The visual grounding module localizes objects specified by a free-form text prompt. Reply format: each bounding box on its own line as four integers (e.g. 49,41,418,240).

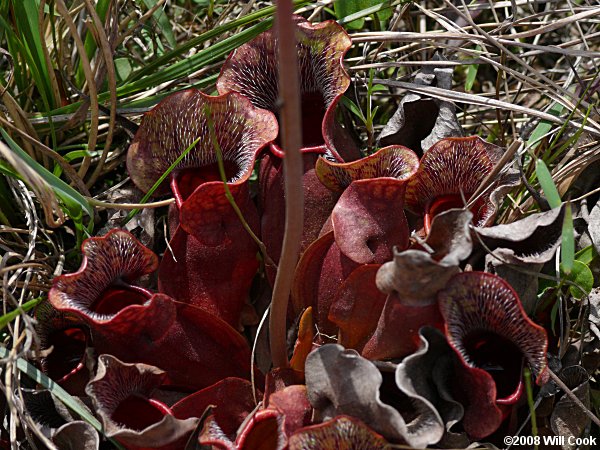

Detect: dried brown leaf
305,344,443,447
378,54,463,154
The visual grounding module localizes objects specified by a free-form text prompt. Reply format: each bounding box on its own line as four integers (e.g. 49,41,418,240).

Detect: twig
269,0,304,369
546,368,600,428
570,185,600,204
86,197,174,210
467,139,521,207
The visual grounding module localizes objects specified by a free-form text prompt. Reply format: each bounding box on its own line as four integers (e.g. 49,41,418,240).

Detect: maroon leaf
361,297,443,360
292,231,344,334
35,303,90,395
91,294,252,391
328,265,387,351
323,146,418,264
172,377,257,440
444,343,503,440
293,147,418,335
126,90,276,326
315,145,420,192
48,230,252,390
220,16,360,282
158,219,260,328
267,385,313,437
259,151,340,284
394,328,504,441
196,411,236,450
330,179,411,264
196,384,310,449
48,229,157,321
199,408,286,450
362,210,474,360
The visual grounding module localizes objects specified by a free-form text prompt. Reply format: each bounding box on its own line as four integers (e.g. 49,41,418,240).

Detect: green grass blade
535,159,561,209
122,136,201,225
143,0,176,48
75,0,111,86
334,0,393,30
0,159,23,180
128,0,311,83
464,45,482,91
0,297,43,330
575,245,598,266
547,103,593,165
52,150,98,177
561,202,574,275
43,19,270,119
337,0,398,25
0,129,93,220
0,345,124,450
527,102,564,150
465,64,478,91
340,96,367,123
524,368,539,450
10,0,56,109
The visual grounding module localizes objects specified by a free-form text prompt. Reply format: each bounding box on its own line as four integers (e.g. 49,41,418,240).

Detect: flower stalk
269,0,304,369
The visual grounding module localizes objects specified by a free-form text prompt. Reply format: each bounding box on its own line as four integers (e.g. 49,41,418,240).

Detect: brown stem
269,0,304,369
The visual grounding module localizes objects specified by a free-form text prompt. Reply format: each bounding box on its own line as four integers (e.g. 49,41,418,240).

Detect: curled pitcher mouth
438,271,549,404
406,136,504,233
126,89,278,197
48,229,158,322
216,15,353,160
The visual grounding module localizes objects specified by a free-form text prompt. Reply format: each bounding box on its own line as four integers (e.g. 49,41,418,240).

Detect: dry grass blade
82,0,118,188
0,116,91,197
351,31,600,57
498,7,600,39
468,139,521,207
546,369,600,427
373,78,600,137
55,0,99,180
0,140,64,227
1,0,599,446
